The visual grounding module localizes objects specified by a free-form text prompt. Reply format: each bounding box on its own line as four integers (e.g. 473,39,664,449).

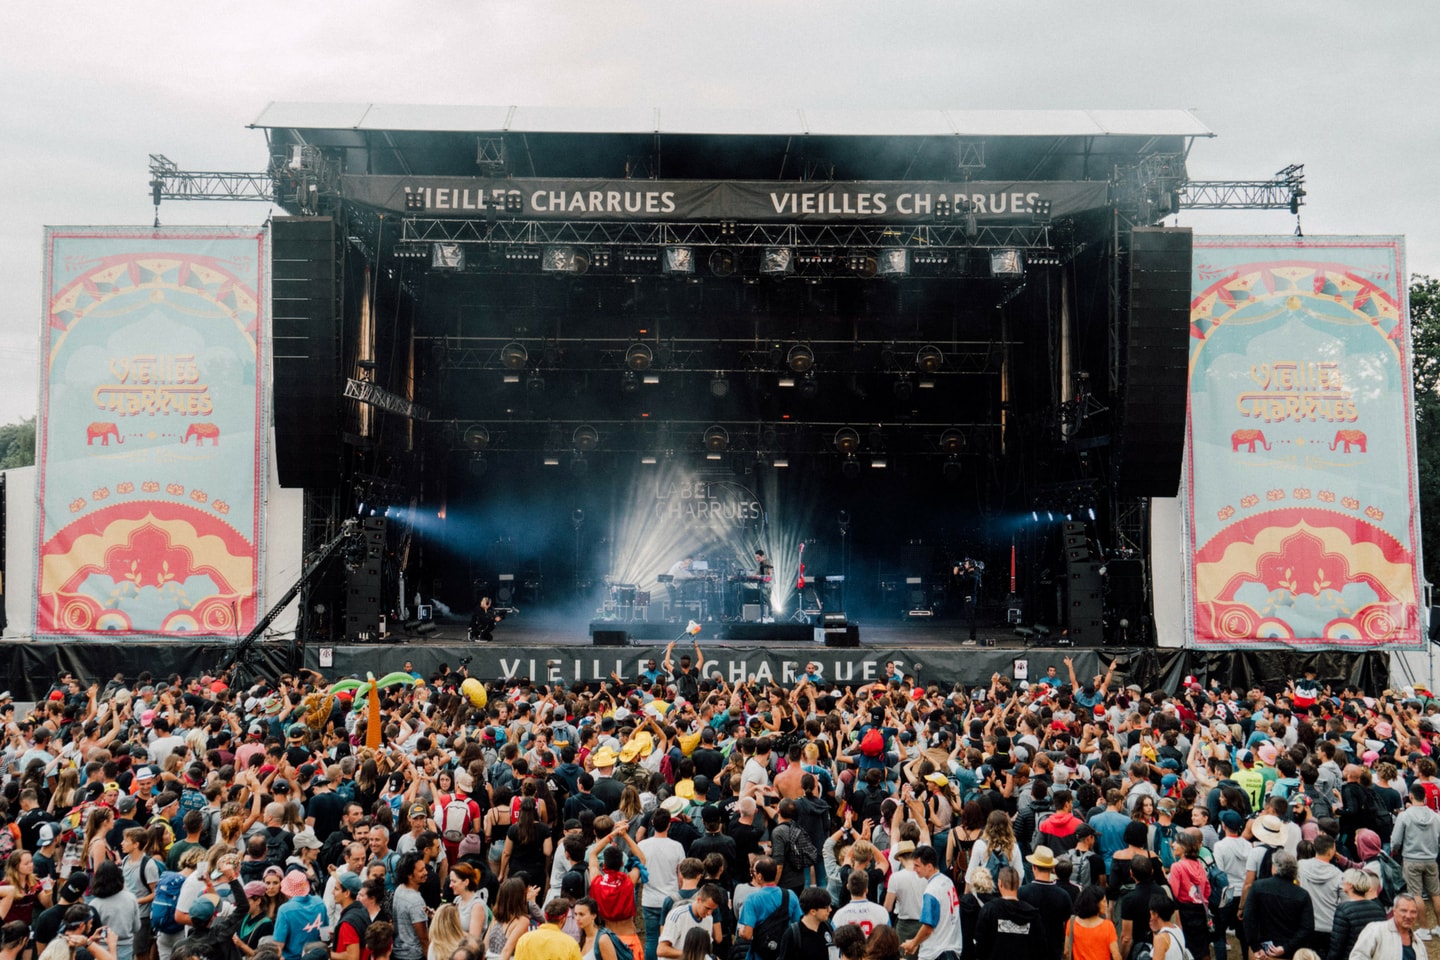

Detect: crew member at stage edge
469,595,504,642
753,548,774,621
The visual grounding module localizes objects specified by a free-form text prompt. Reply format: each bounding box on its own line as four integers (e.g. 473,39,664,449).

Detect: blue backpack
150,871,187,935
600,928,634,960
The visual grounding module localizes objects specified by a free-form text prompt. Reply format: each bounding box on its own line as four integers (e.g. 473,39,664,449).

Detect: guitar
796,542,806,590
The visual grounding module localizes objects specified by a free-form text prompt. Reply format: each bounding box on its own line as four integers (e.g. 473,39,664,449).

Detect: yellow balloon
461,677,488,709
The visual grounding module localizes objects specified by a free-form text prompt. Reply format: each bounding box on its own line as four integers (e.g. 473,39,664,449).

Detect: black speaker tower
1117,227,1192,498
271,217,341,489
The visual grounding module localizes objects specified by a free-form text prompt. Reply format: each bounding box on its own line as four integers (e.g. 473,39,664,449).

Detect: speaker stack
1117,227,1193,498
345,517,385,639
271,217,342,490
1062,521,1104,645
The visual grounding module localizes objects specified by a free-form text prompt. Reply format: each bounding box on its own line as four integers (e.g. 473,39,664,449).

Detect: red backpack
590,868,636,921
859,726,886,759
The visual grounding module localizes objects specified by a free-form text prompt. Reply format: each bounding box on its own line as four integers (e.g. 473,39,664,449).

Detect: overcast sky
2,0,1437,427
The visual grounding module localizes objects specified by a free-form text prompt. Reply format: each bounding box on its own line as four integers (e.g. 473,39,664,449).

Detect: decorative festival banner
35,228,268,639
1185,236,1421,649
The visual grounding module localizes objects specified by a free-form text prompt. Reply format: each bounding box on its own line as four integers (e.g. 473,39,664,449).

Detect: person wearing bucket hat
1018,844,1072,950
273,868,326,960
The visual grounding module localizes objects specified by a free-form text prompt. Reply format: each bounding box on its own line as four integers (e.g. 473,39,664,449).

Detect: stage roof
252,103,1213,139
252,103,1211,182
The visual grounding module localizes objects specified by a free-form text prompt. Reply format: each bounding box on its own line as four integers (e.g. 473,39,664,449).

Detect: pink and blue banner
35,227,268,639
1185,236,1421,649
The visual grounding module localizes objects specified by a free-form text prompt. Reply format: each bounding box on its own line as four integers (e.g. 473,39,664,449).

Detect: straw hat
591,746,619,768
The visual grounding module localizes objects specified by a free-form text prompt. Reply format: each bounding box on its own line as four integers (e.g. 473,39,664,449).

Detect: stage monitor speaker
593,630,628,646
824,625,860,647
272,217,341,489
1117,226,1192,498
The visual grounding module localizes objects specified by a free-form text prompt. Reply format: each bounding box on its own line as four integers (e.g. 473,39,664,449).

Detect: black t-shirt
728,817,767,865
308,790,348,840
1120,882,1167,946
692,747,725,781
975,897,1048,960
776,919,833,960
1018,881,1074,960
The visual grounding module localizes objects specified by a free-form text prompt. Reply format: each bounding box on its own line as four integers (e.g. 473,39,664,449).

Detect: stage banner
1185,236,1420,649
35,227,268,639
342,175,1110,223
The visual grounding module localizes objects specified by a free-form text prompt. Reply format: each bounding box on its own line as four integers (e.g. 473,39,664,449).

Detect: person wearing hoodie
1391,782,1440,941
1296,834,1344,956
1036,790,1082,855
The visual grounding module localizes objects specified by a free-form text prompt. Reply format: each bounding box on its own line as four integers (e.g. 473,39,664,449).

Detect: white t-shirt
659,901,712,951
917,872,963,960
742,758,770,796
886,866,926,920
638,835,685,908
832,898,890,937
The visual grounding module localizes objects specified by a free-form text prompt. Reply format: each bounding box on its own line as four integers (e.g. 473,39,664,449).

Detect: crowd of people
0,643,1438,960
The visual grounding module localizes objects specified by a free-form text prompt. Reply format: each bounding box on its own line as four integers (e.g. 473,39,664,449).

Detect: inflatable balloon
461,677,488,709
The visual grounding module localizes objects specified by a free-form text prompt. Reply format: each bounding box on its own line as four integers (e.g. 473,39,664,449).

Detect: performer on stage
953,557,984,641
666,556,697,580
468,596,504,642
753,549,773,621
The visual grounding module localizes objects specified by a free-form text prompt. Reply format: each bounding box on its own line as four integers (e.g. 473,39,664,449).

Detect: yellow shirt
515,923,581,960
677,729,703,757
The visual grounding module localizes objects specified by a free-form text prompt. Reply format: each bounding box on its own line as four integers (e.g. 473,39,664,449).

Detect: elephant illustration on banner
1231,429,1270,452
85,422,122,446
180,423,220,446
1330,429,1367,453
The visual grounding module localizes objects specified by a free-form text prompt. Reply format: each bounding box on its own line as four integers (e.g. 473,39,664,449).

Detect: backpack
456,830,485,859
599,927,634,960
750,890,796,960
0,825,14,860
440,797,471,843
1203,859,1231,910
1375,851,1404,908
858,727,886,759
1303,783,1334,820
1255,844,1280,881
777,824,817,872
151,871,188,935
1061,848,1092,888
263,826,292,866
983,847,1009,886
590,868,637,922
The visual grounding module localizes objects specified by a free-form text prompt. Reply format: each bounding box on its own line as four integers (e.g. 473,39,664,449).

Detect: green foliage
0,416,35,470
1413,275,1440,586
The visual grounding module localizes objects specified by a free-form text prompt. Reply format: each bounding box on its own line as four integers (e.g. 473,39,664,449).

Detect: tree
0,416,35,469
1412,275,1440,588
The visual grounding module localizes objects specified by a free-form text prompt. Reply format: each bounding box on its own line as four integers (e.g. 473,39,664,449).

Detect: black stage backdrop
0,641,1390,702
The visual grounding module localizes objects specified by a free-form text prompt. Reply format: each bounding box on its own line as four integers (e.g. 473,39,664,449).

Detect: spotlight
708,249,737,277
404,192,424,211
703,425,729,454
500,342,528,370
990,248,1025,277
710,375,729,398
463,425,490,451
877,248,910,277
543,456,561,466
573,425,599,452
833,427,860,455
661,246,695,275
916,345,944,374
777,376,796,388
1032,511,1039,522
760,247,794,275
503,193,523,213
939,428,965,453
1088,507,1096,521
935,197,952,220
847,252,878,277
841,456,861,479
1032,198,1053,221
786,344,815,373
640,455,658,465
771,457,789,468
625,343,653,371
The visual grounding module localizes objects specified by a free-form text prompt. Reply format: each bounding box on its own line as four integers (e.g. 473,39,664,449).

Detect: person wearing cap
330,872,371,960
1210,810,1251,959
638,807,685,960
272,866,326,960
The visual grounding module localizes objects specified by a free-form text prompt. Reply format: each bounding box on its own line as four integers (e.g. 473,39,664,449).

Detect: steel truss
399,216,1061,253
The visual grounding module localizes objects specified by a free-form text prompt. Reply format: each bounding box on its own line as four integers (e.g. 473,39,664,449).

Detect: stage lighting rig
703,425,729,459
573,425,600,452
499,342,528,371
462,425,490,450
915,345,944,374
833,427,860,455
786,344,815,373
990,248,1025,277
625,343,654,372
760,247,794,275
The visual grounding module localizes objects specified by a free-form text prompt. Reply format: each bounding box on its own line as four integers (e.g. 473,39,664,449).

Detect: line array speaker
1066,561,1105,645
1117,227,1192,498
272,217,341,489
